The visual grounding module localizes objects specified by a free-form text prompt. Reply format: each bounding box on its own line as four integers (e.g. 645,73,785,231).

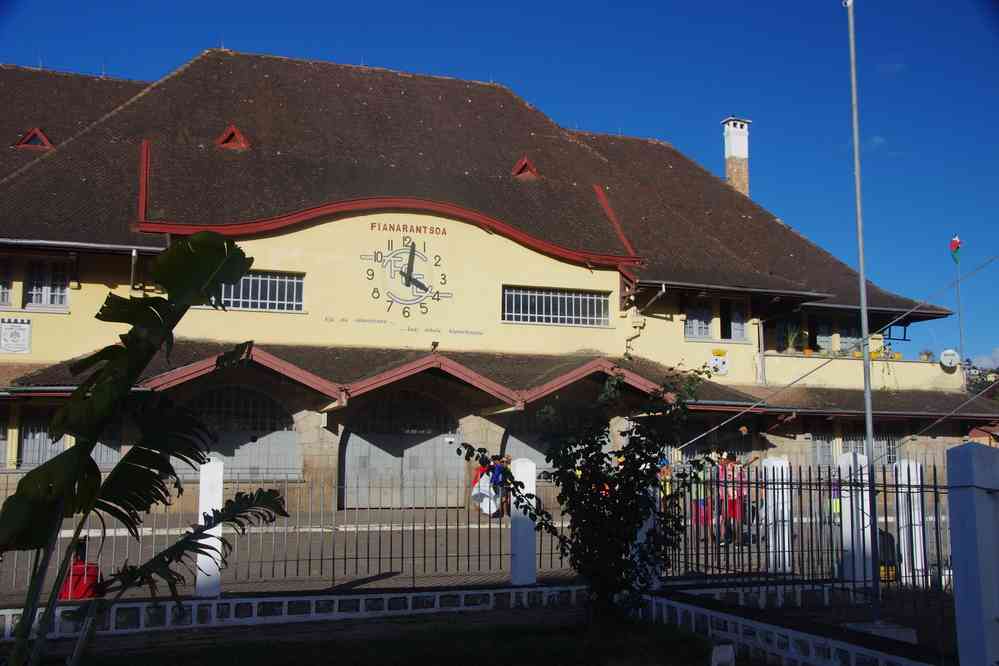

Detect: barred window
501,286,610,327
188,386,294,433
18,411,66,468
684,306,712,339
0,258,10,306
842,428,898,465
220,271,304,312
24,260,69,308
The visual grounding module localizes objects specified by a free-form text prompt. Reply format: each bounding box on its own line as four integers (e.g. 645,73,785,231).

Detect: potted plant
783,322,803,353
919,349,934,362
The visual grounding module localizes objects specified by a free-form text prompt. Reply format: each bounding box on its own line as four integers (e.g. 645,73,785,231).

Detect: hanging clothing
470,474,499,516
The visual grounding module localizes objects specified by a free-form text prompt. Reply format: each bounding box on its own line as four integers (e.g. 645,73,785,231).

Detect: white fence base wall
0,585,586,643
645,595,932,666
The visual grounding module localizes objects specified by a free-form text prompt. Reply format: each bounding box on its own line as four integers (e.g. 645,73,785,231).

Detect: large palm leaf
101,490,288,599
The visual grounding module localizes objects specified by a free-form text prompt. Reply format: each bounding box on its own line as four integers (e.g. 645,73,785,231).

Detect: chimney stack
722,117,751,196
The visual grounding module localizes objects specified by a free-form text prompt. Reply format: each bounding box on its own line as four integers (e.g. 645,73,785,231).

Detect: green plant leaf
151,232,252,308
101,490,288,599
68,344,128,377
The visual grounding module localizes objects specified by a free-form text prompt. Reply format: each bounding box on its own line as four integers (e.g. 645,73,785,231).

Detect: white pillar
762,458,791,573
894,459,926,585
195,459,224,598
510,458,537,586
948,443,999,666
837,452,873,584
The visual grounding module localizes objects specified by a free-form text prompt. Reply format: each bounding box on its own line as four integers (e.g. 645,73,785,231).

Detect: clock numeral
434,254,442,267
419,303,429,315
365,268,375,281
386,300,393,312
432,291,441,302
371,288,380,300
402,235,413,247
373,250,384,263
440,273,447,286
402,306,411,318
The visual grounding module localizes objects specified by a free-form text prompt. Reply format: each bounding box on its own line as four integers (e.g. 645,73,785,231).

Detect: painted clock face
359,237,453,317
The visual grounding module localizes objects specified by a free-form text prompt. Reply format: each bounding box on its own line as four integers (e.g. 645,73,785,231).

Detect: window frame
23,260,70,311
501,285,611,328
683,304,713,340
216,270,305,313
718,298,748,341
0,257,11,307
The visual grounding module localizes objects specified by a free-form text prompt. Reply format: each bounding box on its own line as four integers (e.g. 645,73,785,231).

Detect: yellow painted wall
761,352,964,392
0,212,963,394
178,212,623,354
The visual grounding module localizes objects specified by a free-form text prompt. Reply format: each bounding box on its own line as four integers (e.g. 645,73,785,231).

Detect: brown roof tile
0,50,938,311
728,383,999,419
0,65,146,181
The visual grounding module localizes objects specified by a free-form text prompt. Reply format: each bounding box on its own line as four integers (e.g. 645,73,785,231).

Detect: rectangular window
719,299,746,340
842,428,897,465
24,260,69,309
18,411,65,468
220,271,304,312
684,305,712,339
501,286,610,327
0,258,10,306
840,324,861,355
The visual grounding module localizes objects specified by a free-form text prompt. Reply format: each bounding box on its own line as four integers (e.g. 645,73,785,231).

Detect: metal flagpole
955,256,966,387
844,0,881,621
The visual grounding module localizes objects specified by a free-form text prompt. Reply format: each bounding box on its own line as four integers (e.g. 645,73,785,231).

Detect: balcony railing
760,352,964,392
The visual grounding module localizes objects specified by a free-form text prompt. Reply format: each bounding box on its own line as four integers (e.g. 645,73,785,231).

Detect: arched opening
185,385,299,480
339,390,464,508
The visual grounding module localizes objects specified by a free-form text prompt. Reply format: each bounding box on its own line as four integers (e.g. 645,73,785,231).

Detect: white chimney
722,117,751,196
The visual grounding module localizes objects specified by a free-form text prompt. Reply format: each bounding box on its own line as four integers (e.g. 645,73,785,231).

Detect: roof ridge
0,62,148,85
0,50,215,189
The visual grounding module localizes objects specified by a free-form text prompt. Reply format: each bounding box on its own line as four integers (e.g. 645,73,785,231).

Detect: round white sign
939,349,961,369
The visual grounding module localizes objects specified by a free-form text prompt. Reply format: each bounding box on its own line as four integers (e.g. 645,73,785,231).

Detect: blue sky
2,1,997,365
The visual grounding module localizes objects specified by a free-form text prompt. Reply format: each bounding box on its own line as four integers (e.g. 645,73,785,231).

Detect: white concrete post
837,452,873,585
948,443,999,666
510,458,537,586
195,459,224,598
762,458,791,573
894,459,926,585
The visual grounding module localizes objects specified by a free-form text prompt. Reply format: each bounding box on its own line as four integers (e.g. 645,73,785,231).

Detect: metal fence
663,460,952,596
0,469,571,604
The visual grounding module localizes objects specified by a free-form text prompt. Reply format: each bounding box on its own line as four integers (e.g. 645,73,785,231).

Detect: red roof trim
139,347,341,399
346,354,522,406
521,358,660,403
137,139,150,222
135,197,642,270
511,155,540,180
215,124,250,151
592,184,636,257
14,127,54,151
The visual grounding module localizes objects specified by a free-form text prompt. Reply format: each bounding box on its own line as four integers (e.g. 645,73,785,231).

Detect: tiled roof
6,338,745,405
0,50,941,311
727,383,999,419
0,65,147,181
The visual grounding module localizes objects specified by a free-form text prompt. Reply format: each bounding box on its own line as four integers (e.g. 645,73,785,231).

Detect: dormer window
215,124,250,151
14,128,53,151
511,155,539,181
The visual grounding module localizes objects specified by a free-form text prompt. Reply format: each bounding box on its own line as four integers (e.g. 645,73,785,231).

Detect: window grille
219,271,304,312
0,258,10,306
188,386,294,433
354,391,457,434
25,261,68,308
501,286,610,327
18,411,65,468
812,430,836,467
684,306,712,339
842,428,898,465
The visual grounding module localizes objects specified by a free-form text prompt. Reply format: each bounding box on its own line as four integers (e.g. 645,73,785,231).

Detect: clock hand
403,244,416,287
410,275,430,293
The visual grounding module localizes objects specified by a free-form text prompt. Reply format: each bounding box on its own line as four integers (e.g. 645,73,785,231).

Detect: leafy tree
461,370,708,626
0,233,288,666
